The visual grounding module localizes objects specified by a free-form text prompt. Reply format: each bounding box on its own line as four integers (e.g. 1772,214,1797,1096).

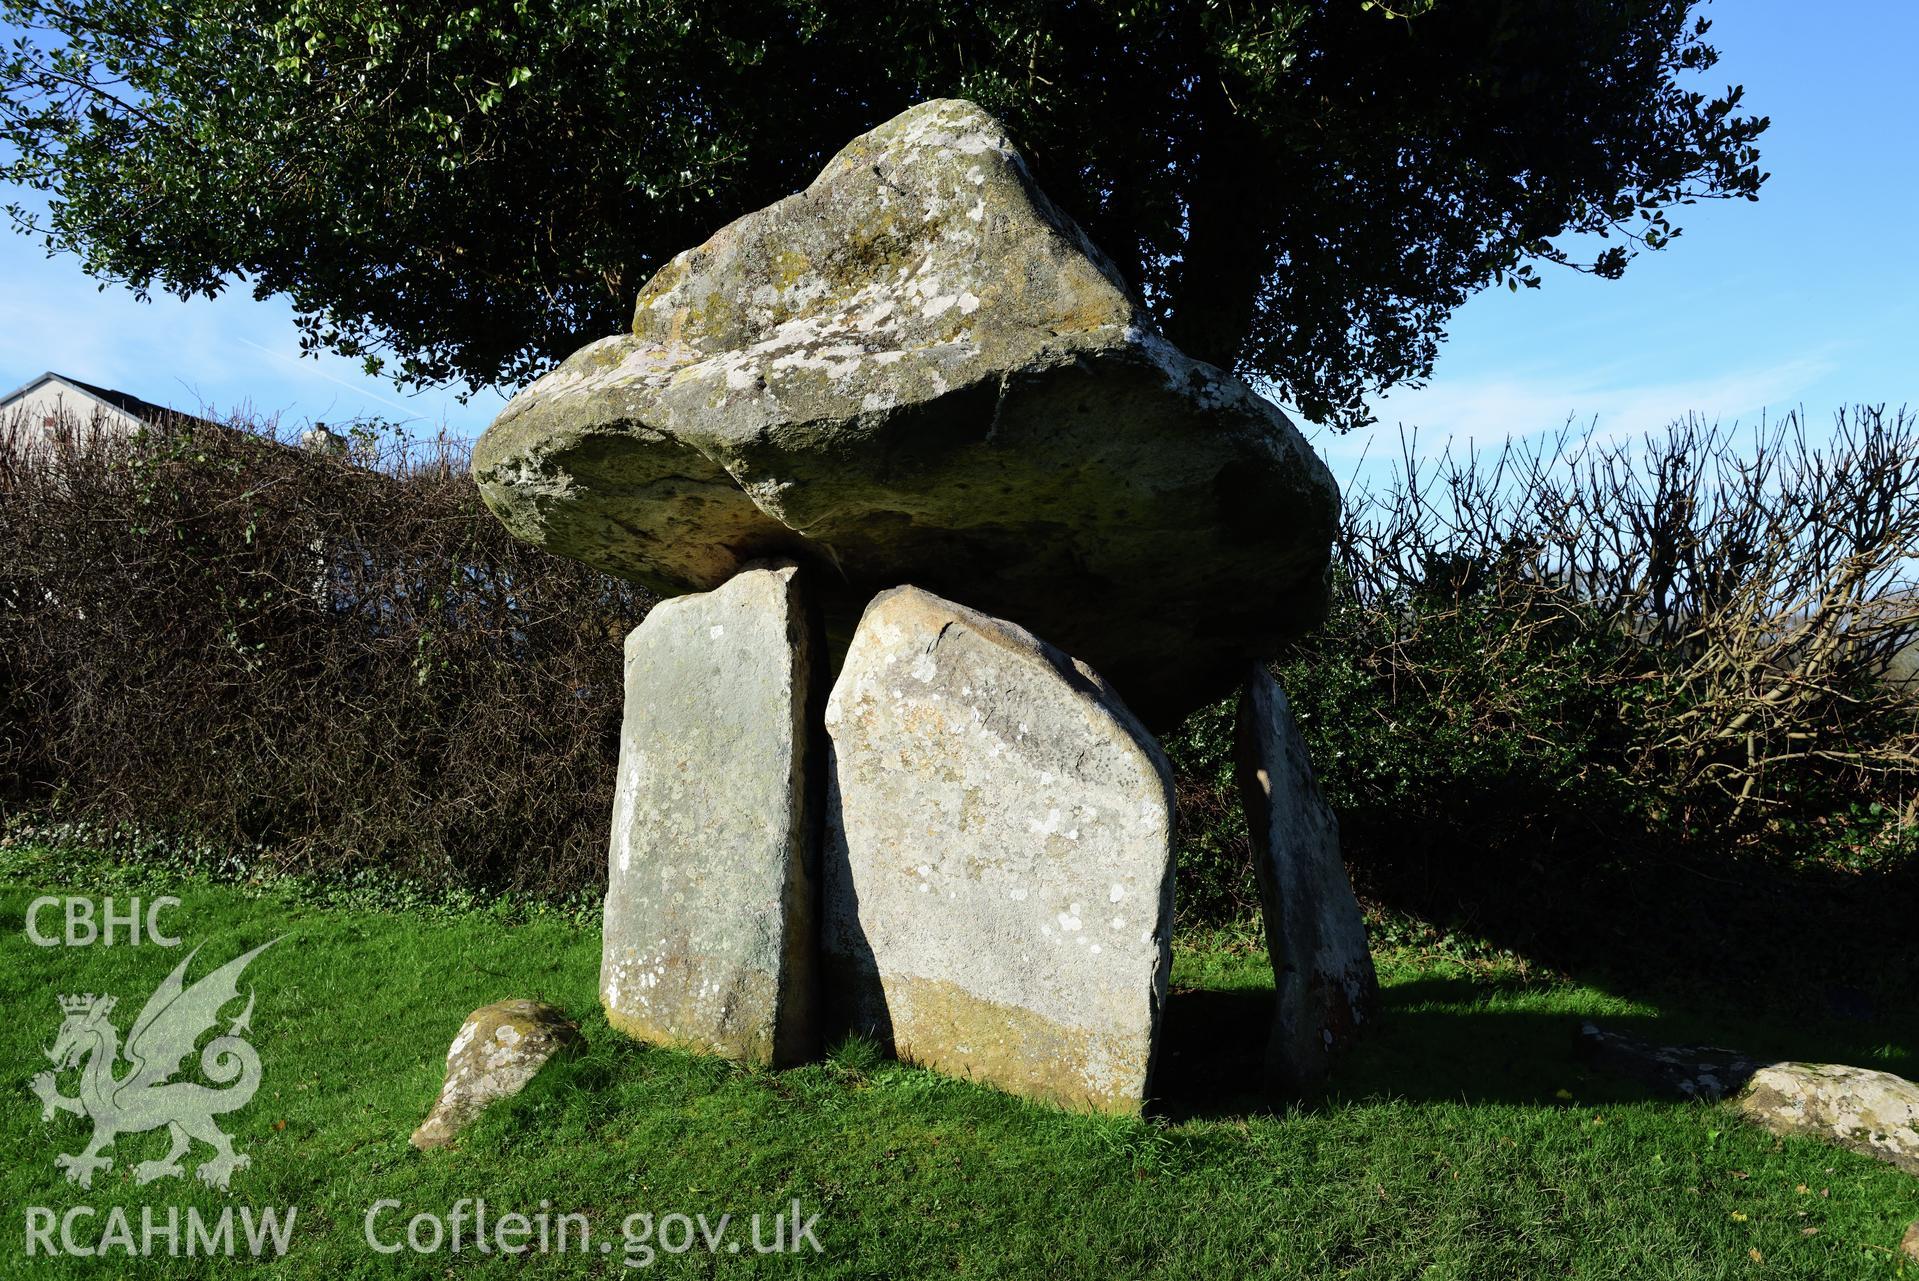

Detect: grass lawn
0,845,1914,1279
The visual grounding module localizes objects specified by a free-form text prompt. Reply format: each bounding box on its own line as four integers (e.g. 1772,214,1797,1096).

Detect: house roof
0,371,216,428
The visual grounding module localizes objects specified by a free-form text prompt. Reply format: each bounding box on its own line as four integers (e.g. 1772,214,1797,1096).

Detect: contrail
234,336,422,420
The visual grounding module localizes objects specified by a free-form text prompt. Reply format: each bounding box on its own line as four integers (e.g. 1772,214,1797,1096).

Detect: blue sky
3,0,1913,455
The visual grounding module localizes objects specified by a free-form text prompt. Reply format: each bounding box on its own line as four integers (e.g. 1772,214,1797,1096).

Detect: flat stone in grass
1735,1062,1919,1175
411,1000,582,1149
1235,667,1378,1092
821,585,1176,1114
600,561,821,1066
1574,1021,1764,1101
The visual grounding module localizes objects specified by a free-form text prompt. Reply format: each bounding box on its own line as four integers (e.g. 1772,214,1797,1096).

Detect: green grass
0,848,1914,1279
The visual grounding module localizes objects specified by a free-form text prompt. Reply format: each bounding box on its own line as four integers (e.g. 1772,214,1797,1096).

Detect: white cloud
1288,351,1844,502
1343,353,1832,456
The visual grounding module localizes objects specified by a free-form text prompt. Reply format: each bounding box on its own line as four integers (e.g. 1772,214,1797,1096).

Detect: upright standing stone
1236,667,1378,1092
822,586,1176,1114
600,562,819,1066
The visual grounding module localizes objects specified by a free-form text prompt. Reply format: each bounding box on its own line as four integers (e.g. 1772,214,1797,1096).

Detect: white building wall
1,377,147,452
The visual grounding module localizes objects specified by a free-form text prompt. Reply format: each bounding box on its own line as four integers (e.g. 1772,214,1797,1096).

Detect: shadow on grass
1341,784,1919,1037
1151,971,1916,1123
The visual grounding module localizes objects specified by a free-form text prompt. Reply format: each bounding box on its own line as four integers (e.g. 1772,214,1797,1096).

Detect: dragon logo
30,939,281,1190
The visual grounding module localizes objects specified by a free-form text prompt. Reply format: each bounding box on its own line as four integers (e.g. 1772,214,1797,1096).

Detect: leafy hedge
0,413,650,893
5,407,1915,937
1170,409,1919,925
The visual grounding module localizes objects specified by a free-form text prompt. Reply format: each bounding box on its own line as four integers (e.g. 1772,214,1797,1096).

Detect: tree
1,0,1765,428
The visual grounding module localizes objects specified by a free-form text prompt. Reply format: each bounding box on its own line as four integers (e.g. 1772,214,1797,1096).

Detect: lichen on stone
472,97,1339,728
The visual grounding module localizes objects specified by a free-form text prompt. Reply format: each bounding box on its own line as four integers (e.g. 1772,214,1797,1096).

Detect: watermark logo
25,896,182,948
362,1198,825,1267
30,939,281,1189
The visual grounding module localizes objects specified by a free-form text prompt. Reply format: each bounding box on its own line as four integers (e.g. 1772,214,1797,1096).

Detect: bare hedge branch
1334,406,1919,831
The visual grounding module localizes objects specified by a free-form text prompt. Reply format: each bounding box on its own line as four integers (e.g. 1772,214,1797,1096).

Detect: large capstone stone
1236,667,1378,1092
821,586,1176,1114
600,561,820,1066
1735,1062,1919,1175
411,1000,583,1149
472,98,1338,729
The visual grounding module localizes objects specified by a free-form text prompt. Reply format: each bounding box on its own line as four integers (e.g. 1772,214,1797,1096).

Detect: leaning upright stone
822,586,1176,1114
1235,667,1378,1092
600,562,818,1066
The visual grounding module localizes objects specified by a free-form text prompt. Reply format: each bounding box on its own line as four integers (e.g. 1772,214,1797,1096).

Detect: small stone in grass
411,1000,583,1149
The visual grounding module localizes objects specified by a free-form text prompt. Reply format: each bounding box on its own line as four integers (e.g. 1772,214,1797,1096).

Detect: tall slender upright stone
600,562,819,1066
1235,667,1378,1092
821,586,1177,1114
